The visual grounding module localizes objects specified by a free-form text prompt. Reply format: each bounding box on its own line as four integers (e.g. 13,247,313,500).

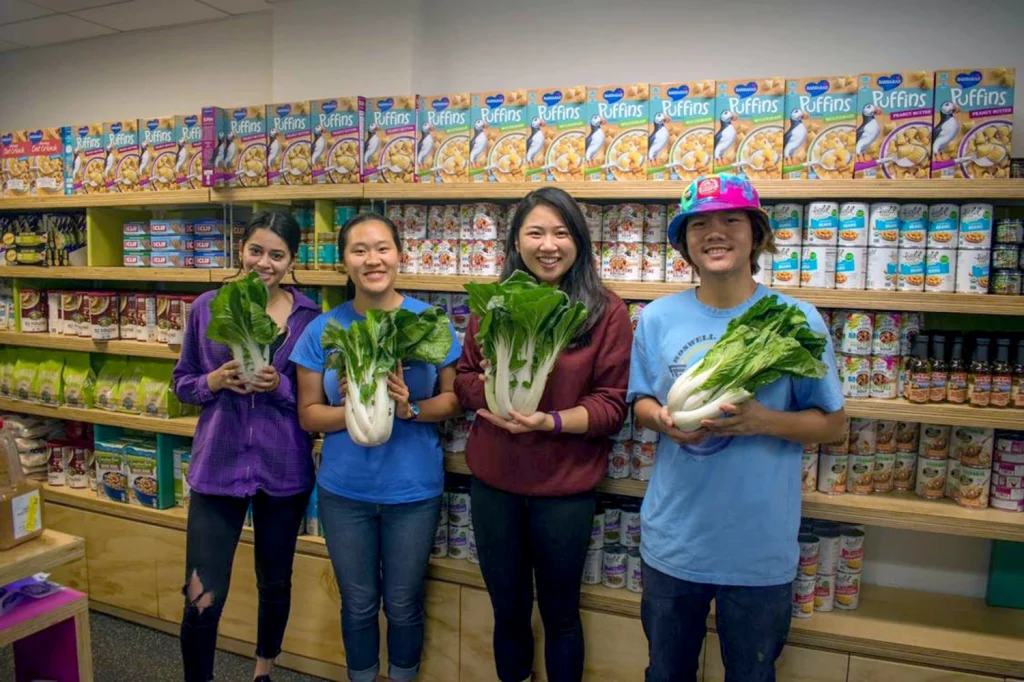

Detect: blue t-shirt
627,285,844,587
290,296,462,504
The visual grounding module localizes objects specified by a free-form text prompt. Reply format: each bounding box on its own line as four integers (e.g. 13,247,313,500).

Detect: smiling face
516,204,579,286
241,227,293,289
343,219,400,295
684,210,755,278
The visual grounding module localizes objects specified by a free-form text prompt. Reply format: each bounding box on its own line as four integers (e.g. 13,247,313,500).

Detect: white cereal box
783,76,857,180
417,93,471,183
647,81,715,181
175,114,202,190
931,68,1014,179
69,123,105,195
267,101,313,186
714,78,785,180
526,86,587,182
854,71,935,179
311,97,364,185
1,131,30,198
104,120,141,193
470,90,529,183
139,117,178,192
363,95,418,183
585,83,649,182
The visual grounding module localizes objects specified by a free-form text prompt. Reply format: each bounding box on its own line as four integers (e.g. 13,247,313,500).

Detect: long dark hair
337,211,403,300
502,187,607,340
236,211,302,283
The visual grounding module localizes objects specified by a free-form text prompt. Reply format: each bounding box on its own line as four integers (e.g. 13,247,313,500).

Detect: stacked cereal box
70,123,106,195
713,77,785,180
470,90,529,183
584,83,649,182
104,120,141,193
854,71,934,179
311,97,364,185
931,68,1014,179
416,93,471,183
28,127,70,197
363,95,417,183
647,80,715,182
1,131,31,198
525,86,587,182
200,106,268,188
175,114,202,190
139,117,178,192
782,76,857,180
267,101,313,186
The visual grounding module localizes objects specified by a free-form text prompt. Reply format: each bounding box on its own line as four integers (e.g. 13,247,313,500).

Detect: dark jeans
471,478,596,682
318,487,442,682
641,561,793,682
181,489,310,682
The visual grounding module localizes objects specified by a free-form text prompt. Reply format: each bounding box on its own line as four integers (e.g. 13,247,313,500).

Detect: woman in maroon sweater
455,187,631,682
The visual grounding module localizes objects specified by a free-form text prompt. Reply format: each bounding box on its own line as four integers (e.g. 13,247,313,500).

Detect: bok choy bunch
667,295,829,431
465,270,588,419
206,272,280,385
321,307,452,446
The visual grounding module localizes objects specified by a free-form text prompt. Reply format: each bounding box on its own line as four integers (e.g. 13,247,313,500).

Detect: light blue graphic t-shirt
290,296,461,504
627,285,843,586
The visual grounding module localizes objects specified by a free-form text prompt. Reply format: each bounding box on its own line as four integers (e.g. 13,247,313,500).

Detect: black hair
237,211,302,284
502,187,607,341
337,211,403,300
675,209,777,276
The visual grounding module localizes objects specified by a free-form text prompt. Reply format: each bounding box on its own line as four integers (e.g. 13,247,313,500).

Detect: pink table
0,587,92,682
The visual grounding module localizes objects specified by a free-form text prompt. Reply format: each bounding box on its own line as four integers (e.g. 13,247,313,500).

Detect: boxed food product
175,114,202,190
931,68,1014,179
363,95,418,183
103,120,141,193
416,93,471,183
525,86,587,182
267,101,312,186
783,76,857,179
1,131,31,198
123,253,151,267
200,106,228,187
194,252,227,269
585,83,649,181
29,127,70,196
150,219,191,236
151,252,194,268
70,123,106,195
647,80,715,182
139,116,178,191
311,96,364,184
95,439,127,503
854,71,934,179
471,90,529,183
190,218,223,237
150,234,193,252
714,77,785,179
174,444,191,508
230,105,269,188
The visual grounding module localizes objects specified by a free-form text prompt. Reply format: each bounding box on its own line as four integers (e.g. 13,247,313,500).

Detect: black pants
471,478,596,682
181,489,310,682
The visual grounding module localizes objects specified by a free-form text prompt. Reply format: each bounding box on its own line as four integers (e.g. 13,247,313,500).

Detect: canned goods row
834,310,920,357
594,504,643,549
397,238,506,276
385,203,513,242
583,546,643,592
606,440,657,482
589,203,668,244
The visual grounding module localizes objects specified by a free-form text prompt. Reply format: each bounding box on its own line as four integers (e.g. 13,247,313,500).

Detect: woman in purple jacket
173,211,320,682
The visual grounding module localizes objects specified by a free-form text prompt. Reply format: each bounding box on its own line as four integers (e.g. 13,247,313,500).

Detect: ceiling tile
25,0,130,10
0,1,54,24
195,0,272,14
0,38,27,51
0,13,113,46
72,0,227,31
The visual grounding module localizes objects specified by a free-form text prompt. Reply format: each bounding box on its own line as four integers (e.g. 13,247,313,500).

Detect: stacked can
642,205,667,283
946,427,995,508
607,408,632,479
580,203,603,243
835,525,864,610
871,311,901,399
772,203,802,287
992,217,1023,295
926,204,959,292
915,424,950,500
600,204,643,282
793,531,817,618
818,419,850,495
893,422,920,492
867,202,899,291
993,431,1024,512
846,418,876,495
836,203,868,289
817,521,841,612
446,485,472,560
801,442,819,493
801,202,837,288
631,434,658,482
585,507,607,585
897,204,928,292
839,311,872,399
665,202,693,285
955,203,993,294
431,493,449,557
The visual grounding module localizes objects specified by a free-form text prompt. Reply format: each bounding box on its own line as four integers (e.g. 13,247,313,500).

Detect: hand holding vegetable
208,360,251,395
249,365,281,394
206,273,280,385
658,404,708,445
388,365,413,420
700,400,776,437
477,408,553,435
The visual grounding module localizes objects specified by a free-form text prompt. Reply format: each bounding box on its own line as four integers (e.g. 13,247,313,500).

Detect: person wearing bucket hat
627,173,846,682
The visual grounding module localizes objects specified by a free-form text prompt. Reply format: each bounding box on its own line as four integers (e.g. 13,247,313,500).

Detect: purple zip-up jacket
173,287,321,498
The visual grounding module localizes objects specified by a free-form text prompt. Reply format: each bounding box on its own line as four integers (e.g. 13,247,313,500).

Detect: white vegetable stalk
670,388,751,432
345,375,394,447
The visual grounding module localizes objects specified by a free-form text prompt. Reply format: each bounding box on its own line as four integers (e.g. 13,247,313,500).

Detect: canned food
602,205,620,241
843,355,871,398
643,205,666,244
839,529,865,573
869,312,900,357
798,533,820,578
898,203,928,248
920,424,951,459
869,202,900,246
772,203,804,246
829,312,844,350
992,473,1024,488
582,549,603,585
846,454,876,494
866,247,898,290
868,356,898,399
665,246,693,283
814,574,836,612
897,247,926,291
800,245,836,288
915,457,948,499
634,427,660,444
627,549,643,593
955,249,990,294
835,571,861,610
893,451,917,491
896,421,920,453
841,311,873,356
848,418,877,455
927,204,959,248
616,204,644,243
579,203,603,242
621,508,642,548
754,251,773,286
471,204,500,240
994,462,1024,478
875,421,897,454
995,218,1023,244
772,246,801,287
834,247,866,289
899,313,921,356
957,466,992,508
805,202,839,245
792,578,816,618
992,486,1024,502
431,523,448,558
816,528,840,575
958,203,994,250
604,507,621,546
801,452,818,493
590,512,605,550
448,525,470,560
838,203,869,246
873,452,896,492
602,545,628,589
468,528,479,564
607,441,630,479
990,498,1024,512
996,433,1024,460
641,243,666,282
991,269,1022,295
630,441,656,481
951,427,994,467
817,454,848,495
992,245,1021,270
924,248,957,292
448,491,471,527
601,242,643,282
946,458,962,500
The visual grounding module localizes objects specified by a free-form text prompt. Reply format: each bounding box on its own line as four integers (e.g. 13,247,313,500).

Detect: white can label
643,205,666,244
772,246,801,286
955,249,991,294
925,249,956,292
838,203,869,246
805,202,839,244
834,246,866,289
865,247,898,290
959,203,993,249
773,203,804,245
800,245,836,288
927,204,959,247
641,243,666,282
869,202,900,246
897,248,926,291
898,203,928,248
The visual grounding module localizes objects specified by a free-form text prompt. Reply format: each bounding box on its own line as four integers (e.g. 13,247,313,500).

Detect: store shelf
0,190,211,211
0,266,215,283
0,332,180,360
0,529,84,588
844,397,1024,429
0,398,197,436
211,185,363,203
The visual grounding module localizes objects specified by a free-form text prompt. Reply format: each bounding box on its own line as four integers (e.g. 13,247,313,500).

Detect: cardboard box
417,93,471,183
267,101,312,186
70,123,106,195
782,76,857,180
175,113,202,189
525,86,587,182
311,97,364,185
470,90,529,183
713,78,785,179
854,71,934,179
585,83,650,181
139,116,178,191
648,81,715,182
932,68,1014,179
104,120,141,193
363,95,417,183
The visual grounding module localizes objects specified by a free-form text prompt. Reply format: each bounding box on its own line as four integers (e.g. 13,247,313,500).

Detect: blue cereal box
585,83,649,182
70,123,106,195
417,93,471,183
139,116,178,192
854,71,934,179
311,97,364,185
714,77,785,180
470,90,529,183
931,68,1014,179
103,120,141,193
525,86,587,182
782,76,857,180
648,80,715,182
363,95,417,183
267,101,312,186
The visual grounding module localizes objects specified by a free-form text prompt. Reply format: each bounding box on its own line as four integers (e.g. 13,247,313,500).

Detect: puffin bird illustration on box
783,109,808,160
469,119,489,166
223,133,238,175
212,131,227,172
648,112,671,162
713,111,737,161
855,104,882,158
526,117,546,165
584,115,606,163
175,135,190,176
138,143,151,180
72,152,83,181
267,127,282,171
416,122,436,168
363,123,381,166
932,101,962,159
311,125,325,167
103,143,116,178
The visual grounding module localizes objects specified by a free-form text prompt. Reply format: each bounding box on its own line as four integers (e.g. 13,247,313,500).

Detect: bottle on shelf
1013,339,1024,409
967,338,992,408
947,335,968,404
906,334,932,405
990,339,1013,408
929,334,948,404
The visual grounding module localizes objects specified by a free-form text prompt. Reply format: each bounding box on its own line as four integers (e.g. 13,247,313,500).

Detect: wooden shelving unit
210,185,363,203
0,529,84,588
0,266,214,283
0,398,197,436
0,189,212,211
843,397,1024,429
0,332,180,360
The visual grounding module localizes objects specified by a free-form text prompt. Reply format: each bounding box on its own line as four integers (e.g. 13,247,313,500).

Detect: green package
35,353,65,406
95,357,127,411
62,352,96,408
139,361,182,419
0,348,14,397
12,350,40,401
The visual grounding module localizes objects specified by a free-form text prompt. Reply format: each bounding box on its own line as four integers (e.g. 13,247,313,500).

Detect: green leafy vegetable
206,272,280,384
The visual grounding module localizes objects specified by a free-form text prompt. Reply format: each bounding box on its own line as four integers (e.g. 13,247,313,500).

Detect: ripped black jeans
181,489,310,682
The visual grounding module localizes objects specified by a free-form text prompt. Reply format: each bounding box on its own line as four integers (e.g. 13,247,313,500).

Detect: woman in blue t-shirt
292,212,461,682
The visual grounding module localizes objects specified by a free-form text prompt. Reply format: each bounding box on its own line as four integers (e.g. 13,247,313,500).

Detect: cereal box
931,68,1014,179
714,77,785,179
470,90,529,183
647,80,715,181
139,117,178,192
103,120,141,193
311,96,364,185
585,83,649,182
417,93,471,183
28,127,69,196
70,123,105,195
1,131,30,198
200,106,229,187
363,95,418,183
783,76,857,180
267,101,312,186
525,86,587,182
854,71,935,179
227,106,268,188
175,114,202,189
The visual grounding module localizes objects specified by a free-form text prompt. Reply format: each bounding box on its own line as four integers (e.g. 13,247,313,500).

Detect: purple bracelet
548,410,562,434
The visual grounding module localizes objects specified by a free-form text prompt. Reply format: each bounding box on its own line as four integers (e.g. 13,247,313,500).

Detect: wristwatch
407,402,421,420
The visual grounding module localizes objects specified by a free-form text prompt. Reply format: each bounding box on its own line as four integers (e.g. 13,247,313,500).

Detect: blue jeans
641,561,792,682
319,487,442,682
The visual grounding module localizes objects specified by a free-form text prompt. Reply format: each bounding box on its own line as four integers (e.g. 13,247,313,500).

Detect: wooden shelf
0,332,180,360
0,398,197,436
0,529,84,587
0,266,215,282
844,397,1024,429
0,190,211,211
211,185,363,203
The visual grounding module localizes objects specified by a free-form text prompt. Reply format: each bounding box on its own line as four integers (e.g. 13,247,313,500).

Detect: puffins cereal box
648,80,715,182
931,68,1014,179
470,90,529,183
0,131,30,198
226,106,268,188
585,83,649,182
267,101,312,186
714,77,785,180
103,120,141,193
783,76,857,179
525,86,587,182
417,93,471,183
311,97,364,185
201,107,228,188
139,117,178,191
854,71,934,179
175,114,202,189
363,95,417,183
70,123,105,195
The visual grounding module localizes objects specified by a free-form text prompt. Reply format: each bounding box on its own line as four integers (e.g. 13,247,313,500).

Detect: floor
0,611,329,682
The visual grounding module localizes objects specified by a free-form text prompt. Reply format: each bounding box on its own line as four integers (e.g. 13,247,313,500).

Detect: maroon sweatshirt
454,290,632,496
